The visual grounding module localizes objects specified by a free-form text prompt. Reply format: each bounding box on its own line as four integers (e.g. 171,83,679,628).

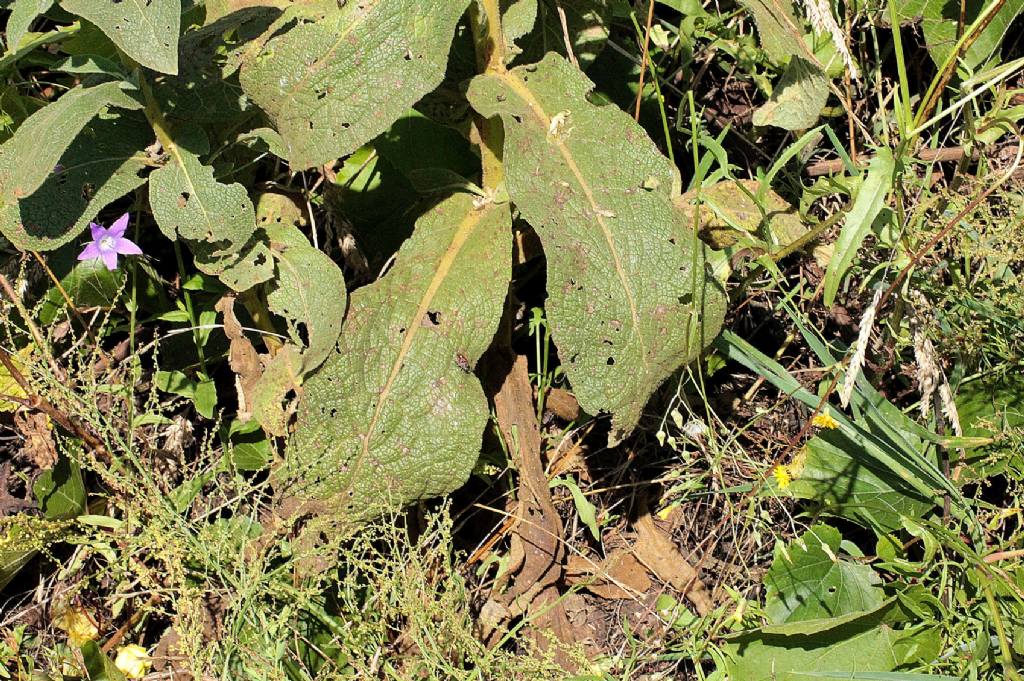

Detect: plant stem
471,0,506,190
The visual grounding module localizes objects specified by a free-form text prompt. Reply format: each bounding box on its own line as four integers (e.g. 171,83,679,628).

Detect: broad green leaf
263,220,346,373
81,640,128,681
789,431,935,532
513,0,614,69
59,0,181,74
150,140,272,289
739,0,807,65
0,81,143,250
282,195,510,520
0,112,151,253
153,7,278,126
724,603,919,681
823,148,894,306
468,54,726,440
677,178,807,249
6,0,55,53
793,674,958,680
765,524,884,623
156,370,217,418
503,0,538,48
33,456,86,519
238,0,470,169
752,56,828,131
899,0,1024,71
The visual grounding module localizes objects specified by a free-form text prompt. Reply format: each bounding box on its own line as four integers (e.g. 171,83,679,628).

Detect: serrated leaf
59,0,181,74
0,85,147,251
752,56,828,131
281,195,510,520
789,431,935,532
238,0,469,169
823,148,894,306
6,0,55,53
0,111,149,251
765,524,884,624
150,141,272,289
513,0,614,69
468,54,726,440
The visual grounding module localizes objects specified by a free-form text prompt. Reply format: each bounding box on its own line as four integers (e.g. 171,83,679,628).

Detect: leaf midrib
496,69,649,370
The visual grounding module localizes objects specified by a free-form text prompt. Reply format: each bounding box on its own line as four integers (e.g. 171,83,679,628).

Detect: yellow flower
52,604,99,647
114,644,152,679
773,465,792,490
811,410,839,430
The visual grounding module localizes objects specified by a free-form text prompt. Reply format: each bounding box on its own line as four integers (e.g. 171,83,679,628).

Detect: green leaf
765,524,884,624
899,0,1024,71
468,54,726,441
282,195,510,520
723,603,921,681
59,0,182,74
81,640,128,681
789,431,935,532
503,0,538,48
551,477,600,541
149,140,272,289
739,0,808,65
155,370,217,418
0,82,143,250
238,0,470,169
6,0,55,53
512,0,614,70
153,7,278,126
677,178,807,250
263,221,346,374
823,148,894,306
752,56,828,131
33,456,86,519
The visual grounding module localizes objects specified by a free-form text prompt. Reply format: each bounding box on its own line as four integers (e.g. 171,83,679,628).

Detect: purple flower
77,213,142,271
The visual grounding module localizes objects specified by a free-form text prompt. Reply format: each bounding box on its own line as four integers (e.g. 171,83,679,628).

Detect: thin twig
633,0,656,121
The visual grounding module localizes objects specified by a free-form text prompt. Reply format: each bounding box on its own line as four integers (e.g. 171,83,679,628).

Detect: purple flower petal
114,237,142,256
89,223,105,241
77,243,101,261
109,213,130,238
100,249,118,271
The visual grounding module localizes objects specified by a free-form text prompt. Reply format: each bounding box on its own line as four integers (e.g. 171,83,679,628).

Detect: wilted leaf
149,139,272,288
0,82,143,250
823,148,894,306
765,524,884,623
60,0,181,75
238,0,469,169
468,53,726,440
282,194,510,520
677,178,807,249
752,56,828,130
789,431,936,532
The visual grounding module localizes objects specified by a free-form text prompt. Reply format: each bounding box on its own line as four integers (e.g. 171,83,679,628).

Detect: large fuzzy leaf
752,56,828,131
0,82,144,250
59,0,182,74
468,53,726,440
765,524,884,623
6,0,55,53
149,138,272,288
238,0,469,170
280,195,510,520
899,0,1024,71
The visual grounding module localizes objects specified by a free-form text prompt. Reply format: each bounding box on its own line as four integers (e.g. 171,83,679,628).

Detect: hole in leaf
606,357,615,366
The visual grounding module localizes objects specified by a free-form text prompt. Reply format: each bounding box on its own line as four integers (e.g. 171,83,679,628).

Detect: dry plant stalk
839,288,881,408
802,0,859,78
